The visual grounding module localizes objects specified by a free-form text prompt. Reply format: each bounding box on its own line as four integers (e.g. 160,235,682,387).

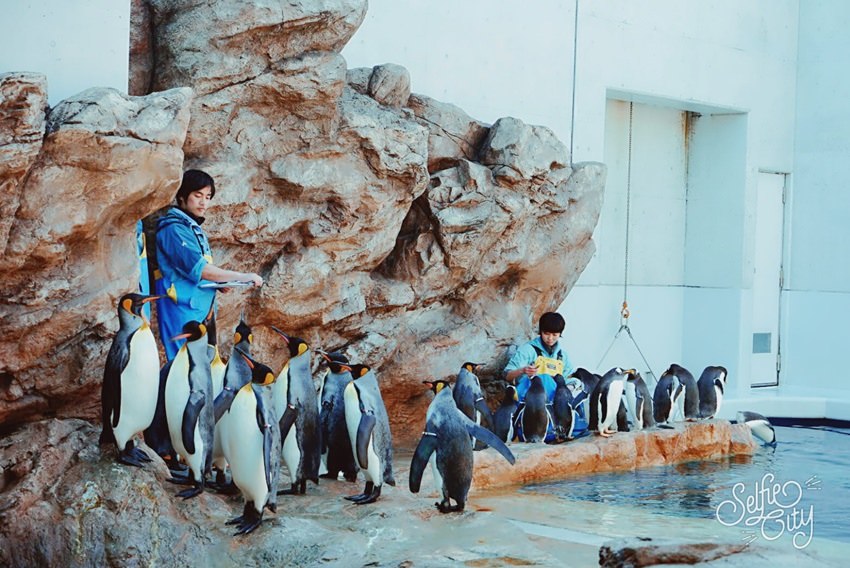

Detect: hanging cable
569,0,579,159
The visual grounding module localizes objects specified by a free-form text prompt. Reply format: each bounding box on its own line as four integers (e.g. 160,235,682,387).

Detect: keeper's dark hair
539,312,565,334
175,169,215,204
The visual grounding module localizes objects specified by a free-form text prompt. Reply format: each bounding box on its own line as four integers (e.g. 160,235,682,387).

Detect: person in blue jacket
504,312,588,440
155,169,263,360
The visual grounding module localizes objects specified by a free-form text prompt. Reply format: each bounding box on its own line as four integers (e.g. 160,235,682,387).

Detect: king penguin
493,385,518,443
590,368,632,437
665,364,700,421
519,375,551,442
271,328,321,495
410,380,515,513
220,349,281,535
452,362,494,449
623,371,654,430
698,366,728,419
164,320,214,499
343,364,395,504
653,369,682,428
100,293,161,467
551,374,575,442
317,351,359,482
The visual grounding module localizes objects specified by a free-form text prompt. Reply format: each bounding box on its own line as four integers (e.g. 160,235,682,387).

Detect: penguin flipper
213,389,236,423
103,342,129,430
474,397,494,431
408,433,438,493
356,413,377,470
278,404,298,441
465,422,516,465
255,391,274,493
181,390,206,455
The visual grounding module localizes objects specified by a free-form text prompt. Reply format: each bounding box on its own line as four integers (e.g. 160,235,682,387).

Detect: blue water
523,425,850,543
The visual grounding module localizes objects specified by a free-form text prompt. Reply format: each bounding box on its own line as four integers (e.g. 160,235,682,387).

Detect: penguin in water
211,319,254,492
664,364,700,421
551,374,575,442
736,411,777,446
343,364,395,504
653,370,683,428
270,328,321,495
410,380,516,513
698,366,728,419
590,368,632,437
317,351,358,482
219,349,281,535
623,371,654,430
518,375,551,442
164,320,214,499
452,362,494,449
493,385,518,443
100,293,161,467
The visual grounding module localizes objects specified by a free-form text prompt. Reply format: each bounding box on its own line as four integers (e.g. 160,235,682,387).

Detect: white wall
0,0,130,106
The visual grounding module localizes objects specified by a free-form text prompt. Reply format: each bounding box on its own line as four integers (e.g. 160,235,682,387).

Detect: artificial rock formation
1,0,605,448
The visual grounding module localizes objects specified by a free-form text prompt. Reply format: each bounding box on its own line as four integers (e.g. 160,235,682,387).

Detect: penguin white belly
713,385,724,417
429,451,442,495
164,352,205,479
213,413,229,471
623,382,638,426
343,383,361,466
227,392,268,509
272,364,289,422
599,381,625,432
748,420,776,445
363,434,381,485
282,427,301,484
114,329,159,448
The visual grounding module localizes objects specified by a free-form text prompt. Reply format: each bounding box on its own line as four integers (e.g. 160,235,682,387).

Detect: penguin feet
229,502,263,536
177,480,204,500
116,443,152,467
435,499,465,514
319,472,338,480
347,482,381,505
277,480,307,496
344,481,374,502
211,481,240,495
166,475,194,486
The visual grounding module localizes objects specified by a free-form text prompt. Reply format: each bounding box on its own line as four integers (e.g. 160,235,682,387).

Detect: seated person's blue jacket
155,207,216,361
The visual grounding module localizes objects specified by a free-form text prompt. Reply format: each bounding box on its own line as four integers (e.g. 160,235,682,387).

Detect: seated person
504,312,588,441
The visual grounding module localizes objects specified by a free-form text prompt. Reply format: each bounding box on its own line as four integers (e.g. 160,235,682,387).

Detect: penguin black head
270,326,309,358
348,364,371,379
502,384,518,403
171,320,207,343
318,350,350,374
461,362,481,373
423,379,451,394
553,374,566,387
235,347,276,386
233,320,253,347
117,293,160,324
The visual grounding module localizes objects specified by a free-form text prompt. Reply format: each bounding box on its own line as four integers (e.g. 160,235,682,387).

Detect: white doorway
750,172,786,387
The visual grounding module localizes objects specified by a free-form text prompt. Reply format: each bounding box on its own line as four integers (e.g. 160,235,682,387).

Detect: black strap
531,344,562,361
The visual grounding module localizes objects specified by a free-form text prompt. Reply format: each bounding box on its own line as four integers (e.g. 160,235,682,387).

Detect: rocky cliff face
0,0,604,445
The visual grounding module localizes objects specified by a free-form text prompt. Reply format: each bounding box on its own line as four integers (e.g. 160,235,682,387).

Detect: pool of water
522,425,850,544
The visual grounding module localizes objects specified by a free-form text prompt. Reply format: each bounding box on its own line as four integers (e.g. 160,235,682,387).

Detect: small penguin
665,364,700,421
551,374,575,442
653,370,683,427
100,293,161,467
271,328,321,495
493,385,518,443
220,350,280,535
452,362,494,449
317,351,358,482
590,368,632,437
569,368,601,419
736,410,776,446
410,381,515,513
343,364,395,504
164,320,214,499
518,375,551,442
698,366,728,419
623,371,654,430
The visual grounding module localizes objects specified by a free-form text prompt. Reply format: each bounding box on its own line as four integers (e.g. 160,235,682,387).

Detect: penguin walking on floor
493,385,518,443
410,380,515,513
518,375,551,442
317,351,358,482
653,370,683,428
551,374,575,442
623,371,654,430
664,364,700,421
100,293,161,467
270,328,321,495
220,349,281,536
736,410,777,446
698,366,728,419
164,320,214,499
590,368,632,437
452,362,494,449
343,364,395,504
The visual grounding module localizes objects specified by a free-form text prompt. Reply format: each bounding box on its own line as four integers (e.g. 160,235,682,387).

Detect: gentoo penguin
493,385,518,443
164,320,214,499
410,381,515,513
623,371,654,430
590,368,632,437
343,364,395,504
653,370,682,428
665,364,700,421
698,366,728,419
100,293,161,467
736,411,777,446
551,374,575,442
211,319,254,492
569,367,601,419
317,351,358,482
271,328,321,495
518,375,551,442
452,362,494,449
220,349,280,535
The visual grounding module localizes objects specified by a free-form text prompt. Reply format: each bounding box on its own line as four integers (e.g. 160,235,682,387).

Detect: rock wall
0,0,605,445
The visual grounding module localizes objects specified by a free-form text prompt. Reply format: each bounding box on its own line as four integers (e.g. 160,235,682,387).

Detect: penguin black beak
270,325,290,344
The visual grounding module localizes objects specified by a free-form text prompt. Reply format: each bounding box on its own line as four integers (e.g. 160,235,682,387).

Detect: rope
569,0,579,159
